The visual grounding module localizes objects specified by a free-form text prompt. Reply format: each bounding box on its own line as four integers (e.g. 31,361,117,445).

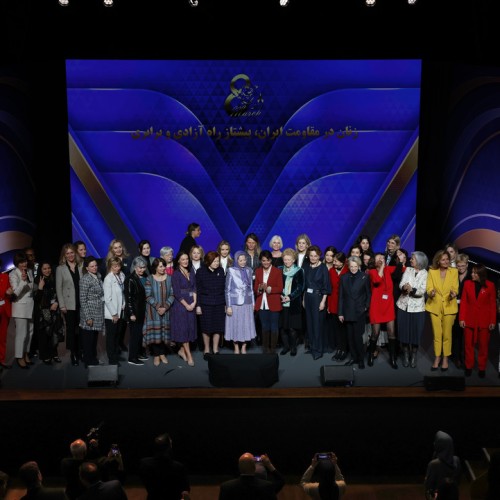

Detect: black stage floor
1,319,499,392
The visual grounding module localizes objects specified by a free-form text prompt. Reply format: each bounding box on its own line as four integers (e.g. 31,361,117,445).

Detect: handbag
50,311,65,343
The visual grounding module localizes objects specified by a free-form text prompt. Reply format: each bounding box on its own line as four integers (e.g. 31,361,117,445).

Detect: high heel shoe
178,351,187,362
16,358,29,369
187,360,195,367
160,354,168,364
153,356,160,366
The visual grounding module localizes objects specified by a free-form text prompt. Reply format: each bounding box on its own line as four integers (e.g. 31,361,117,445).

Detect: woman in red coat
254,250,283,353
459,263,496,378
0,259,14,369
328,252,349,361
366,253,403,369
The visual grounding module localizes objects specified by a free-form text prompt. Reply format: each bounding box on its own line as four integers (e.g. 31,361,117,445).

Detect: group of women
1,223,497,378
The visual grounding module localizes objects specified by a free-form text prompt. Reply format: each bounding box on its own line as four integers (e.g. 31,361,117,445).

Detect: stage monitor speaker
320,365,354,387
87,365,119,387
424,376,465,392
207,354,279,388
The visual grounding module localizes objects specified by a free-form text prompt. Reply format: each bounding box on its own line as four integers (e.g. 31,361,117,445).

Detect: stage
1,319,499,400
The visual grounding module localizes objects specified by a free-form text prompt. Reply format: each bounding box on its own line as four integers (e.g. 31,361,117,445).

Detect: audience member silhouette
434,478,459,499
18,461,68,499
77,462,126,500
424,431,461,500
60,439,88,499
485,449,500,500
0,470,8,500
300,452,346,499
252,454,285,494
139,432,190,500
218,452,277,500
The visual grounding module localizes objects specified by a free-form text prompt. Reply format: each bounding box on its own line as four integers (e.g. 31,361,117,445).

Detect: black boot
402,346,410,368
261,331,270,354
280,329,290,355
290,329,298,356
388,338,398,369
367,339,377,367
410,350,417,368
270,332,279,354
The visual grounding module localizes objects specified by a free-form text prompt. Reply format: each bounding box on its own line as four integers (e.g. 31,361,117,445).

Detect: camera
316,452,332,460
110,443,120,456
254,456,263,462
86,421,104,442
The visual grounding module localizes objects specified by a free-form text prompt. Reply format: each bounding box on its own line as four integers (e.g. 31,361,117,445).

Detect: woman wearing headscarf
224,251,255,354
424,430,461,500
300,453,346,499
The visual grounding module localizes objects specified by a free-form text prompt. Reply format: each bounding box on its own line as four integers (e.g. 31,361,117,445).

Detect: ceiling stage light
280,0,290,6
366,0,376,5
58,0,69,5
103,0,114,6
188,0,199,6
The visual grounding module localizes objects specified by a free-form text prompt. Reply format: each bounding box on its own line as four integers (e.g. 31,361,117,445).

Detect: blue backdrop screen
66,60,421,257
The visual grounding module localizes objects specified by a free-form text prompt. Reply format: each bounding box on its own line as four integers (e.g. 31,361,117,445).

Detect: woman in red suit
254,250,283,353
328,252,348,361
366,253,403,369
459,263,496,378
0,260,14,369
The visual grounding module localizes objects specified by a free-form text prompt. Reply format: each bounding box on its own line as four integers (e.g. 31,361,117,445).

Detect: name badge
307,288,313,293
382,294,389,300
189,292,194,297
0,300,5,306
457,299,461,304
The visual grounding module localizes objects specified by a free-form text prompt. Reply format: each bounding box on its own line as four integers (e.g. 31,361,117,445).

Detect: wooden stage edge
1,385,499,401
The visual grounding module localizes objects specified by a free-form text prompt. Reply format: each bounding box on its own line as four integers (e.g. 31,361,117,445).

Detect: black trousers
105,319,120,363
128,319,143,360
345,317,365,362
81,329,98,366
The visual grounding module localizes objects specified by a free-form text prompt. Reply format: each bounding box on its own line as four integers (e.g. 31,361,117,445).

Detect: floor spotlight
188,0,199,6
103,0,114,6
58,0,69,5
280,0,290,6
365,0,376,5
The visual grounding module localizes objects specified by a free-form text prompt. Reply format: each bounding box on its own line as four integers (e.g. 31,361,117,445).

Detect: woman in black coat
124,256,148,365
195,251,226,357
278,248,304,356
338,256,371,369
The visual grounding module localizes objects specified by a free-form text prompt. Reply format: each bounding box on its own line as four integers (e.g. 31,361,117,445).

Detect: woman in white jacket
396,251,429,368
9,251,35,369
103,257,126,365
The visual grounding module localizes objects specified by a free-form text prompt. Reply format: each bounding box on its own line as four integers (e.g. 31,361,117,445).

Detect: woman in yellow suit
425,250,459,371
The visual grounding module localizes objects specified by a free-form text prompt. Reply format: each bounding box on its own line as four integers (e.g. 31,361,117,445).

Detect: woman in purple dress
170,251,197,366
224,251,256,354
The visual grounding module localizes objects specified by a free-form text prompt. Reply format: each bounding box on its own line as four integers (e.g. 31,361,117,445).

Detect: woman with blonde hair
425,250,459,371
217,240,233,274
56,243,83,366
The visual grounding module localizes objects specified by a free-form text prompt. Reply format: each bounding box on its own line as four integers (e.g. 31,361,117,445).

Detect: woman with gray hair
338,255,371,369
396,250,428,368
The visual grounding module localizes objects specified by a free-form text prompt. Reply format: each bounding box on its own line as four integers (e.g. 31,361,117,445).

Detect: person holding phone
300,452,346,499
